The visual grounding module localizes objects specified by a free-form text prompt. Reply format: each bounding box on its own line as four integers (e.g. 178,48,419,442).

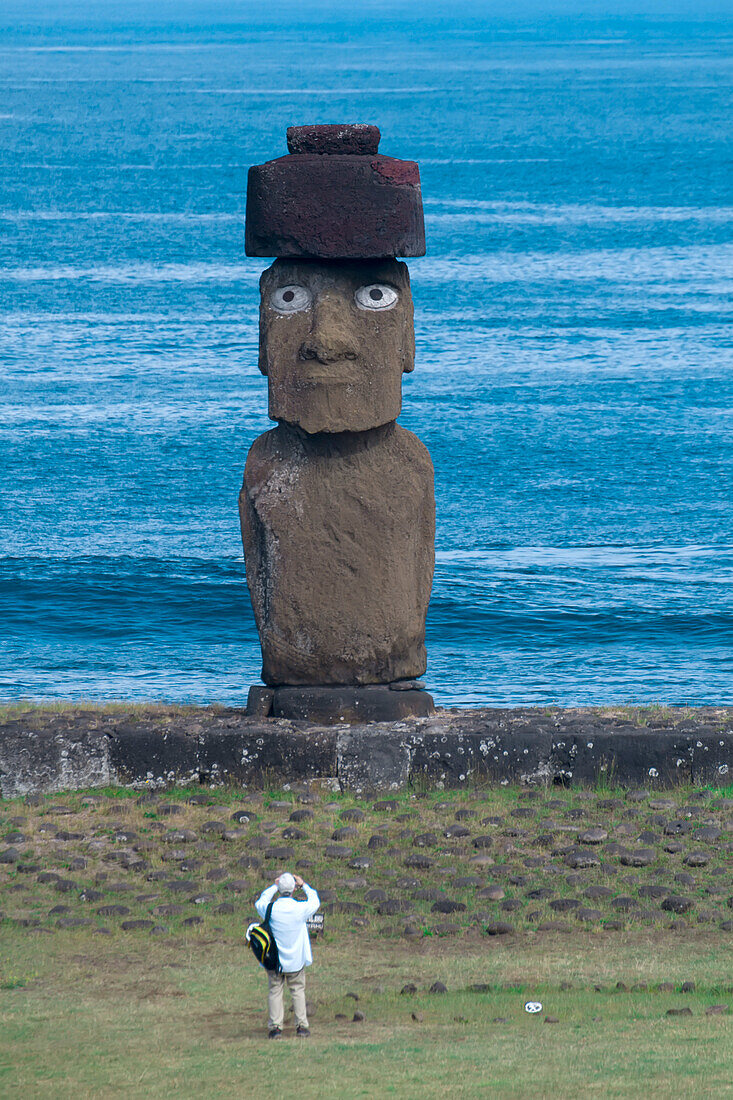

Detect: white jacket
255,883,321,973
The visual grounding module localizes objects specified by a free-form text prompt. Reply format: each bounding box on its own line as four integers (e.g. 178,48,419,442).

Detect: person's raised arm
299,882,320,920
255,882,278,918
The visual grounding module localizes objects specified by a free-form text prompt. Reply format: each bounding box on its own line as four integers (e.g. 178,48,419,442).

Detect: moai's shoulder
244,426,303,486
392,423,435,475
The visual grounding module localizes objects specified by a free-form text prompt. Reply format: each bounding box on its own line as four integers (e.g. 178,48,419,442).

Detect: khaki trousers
267,967,308,1029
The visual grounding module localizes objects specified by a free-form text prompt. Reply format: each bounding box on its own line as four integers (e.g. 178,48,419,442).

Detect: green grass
1,782,731,1097
0,699,220,721
1,927,731,1098
2,700,732,729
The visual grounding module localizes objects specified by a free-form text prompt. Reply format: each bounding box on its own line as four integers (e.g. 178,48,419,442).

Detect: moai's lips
297,367,354,385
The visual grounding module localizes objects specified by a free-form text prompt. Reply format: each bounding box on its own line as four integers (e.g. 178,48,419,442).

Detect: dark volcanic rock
584,886,613,900
2,704,731,796
484,921,514,936
662,896,694,914
431,899,466,914
231,809,256,823
404,854,434,869
265,846,295,861
611,896,639,911
638,885,669,900
378,899,412,915
341,809,366,823
578,828,608,844
97,905,131,917
289,809,313,823
564,852,600,870
549,898,580,912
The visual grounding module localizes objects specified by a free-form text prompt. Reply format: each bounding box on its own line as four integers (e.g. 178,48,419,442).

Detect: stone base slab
247,683,435,723
0,706,731,798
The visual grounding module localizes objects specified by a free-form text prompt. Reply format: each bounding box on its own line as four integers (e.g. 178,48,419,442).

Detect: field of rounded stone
1,782,732,1097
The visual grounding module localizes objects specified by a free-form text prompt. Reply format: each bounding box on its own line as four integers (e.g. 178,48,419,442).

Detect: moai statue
241,124,435,724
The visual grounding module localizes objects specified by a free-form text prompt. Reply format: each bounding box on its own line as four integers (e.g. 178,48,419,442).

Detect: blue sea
1,1,732,706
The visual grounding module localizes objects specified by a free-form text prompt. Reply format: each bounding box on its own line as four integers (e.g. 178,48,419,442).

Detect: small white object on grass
524,1001,543,1014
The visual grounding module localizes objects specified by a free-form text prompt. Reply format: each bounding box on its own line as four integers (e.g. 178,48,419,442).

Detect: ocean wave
424,200,733,225
0,262,261,284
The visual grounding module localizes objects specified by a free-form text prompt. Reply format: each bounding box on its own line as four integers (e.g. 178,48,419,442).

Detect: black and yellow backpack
246,895,281,972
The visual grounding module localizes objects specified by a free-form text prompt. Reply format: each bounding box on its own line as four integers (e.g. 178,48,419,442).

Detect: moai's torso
241,422,434,686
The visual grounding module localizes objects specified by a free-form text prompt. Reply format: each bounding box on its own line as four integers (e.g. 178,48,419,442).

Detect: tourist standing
254,872,320,1038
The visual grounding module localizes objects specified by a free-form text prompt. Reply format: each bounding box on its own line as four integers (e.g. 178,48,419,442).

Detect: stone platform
247,682,435,723
1,706,732,798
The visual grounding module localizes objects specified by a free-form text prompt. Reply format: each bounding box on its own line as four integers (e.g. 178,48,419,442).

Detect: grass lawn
2,927,732,1098
1,781,731,1097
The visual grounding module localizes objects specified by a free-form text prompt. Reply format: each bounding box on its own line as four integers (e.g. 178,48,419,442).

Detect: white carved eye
270,285,311,313
354,284,398,311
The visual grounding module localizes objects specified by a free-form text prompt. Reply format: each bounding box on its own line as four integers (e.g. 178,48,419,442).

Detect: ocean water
1,1,732,706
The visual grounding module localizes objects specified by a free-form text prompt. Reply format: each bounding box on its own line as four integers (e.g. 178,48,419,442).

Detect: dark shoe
268,1027,283,1039
296,1025,310,1038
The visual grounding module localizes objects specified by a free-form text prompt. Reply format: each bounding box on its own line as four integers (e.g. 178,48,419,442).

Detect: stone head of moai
242,124,435,724
257,258,414,434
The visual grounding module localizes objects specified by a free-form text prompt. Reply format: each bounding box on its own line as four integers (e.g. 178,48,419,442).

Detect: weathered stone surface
245,148,425,258
107,724,198,787
337,728,413,793
662,895,694,914
1,705,731,795
287,124,381,156
274,686,433,724
256,259,415,434
196,724,337,786
241,422,434,686
410,720,553,786
246,686,274,717
551,727,695,786
0,724,111,799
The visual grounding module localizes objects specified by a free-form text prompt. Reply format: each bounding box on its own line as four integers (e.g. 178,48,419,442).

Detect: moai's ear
397,261,416,374
402,323,416,374
258,266,273,375
258,327,268,375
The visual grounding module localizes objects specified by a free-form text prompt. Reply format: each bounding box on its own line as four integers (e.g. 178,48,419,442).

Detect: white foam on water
424,200,733,225
191,86,442,94
0,261,261,284
436,545,733,569
0,211,239,222
418,243,733,286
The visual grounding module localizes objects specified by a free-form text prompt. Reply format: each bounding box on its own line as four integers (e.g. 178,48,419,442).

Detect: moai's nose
299,293,358,363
